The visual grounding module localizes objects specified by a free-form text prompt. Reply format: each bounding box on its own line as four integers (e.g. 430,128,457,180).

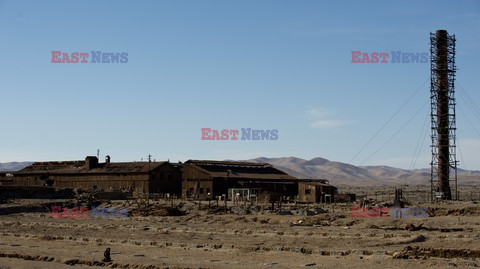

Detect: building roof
298,179,330,184
17,160,168,175
185,160,298,180
298,179,337,188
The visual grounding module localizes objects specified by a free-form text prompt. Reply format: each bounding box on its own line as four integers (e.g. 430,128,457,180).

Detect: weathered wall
298,182,318,203
149,164,182,195
14,174,149,192
181,164,213,199
182,180,213,199
55,174,150,192
298,182,337,203
181,164,211,180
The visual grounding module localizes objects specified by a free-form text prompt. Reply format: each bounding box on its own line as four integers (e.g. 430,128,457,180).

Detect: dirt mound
0,204,50,216
291,214,338,226
131,205,185,217
430,206,480,216
396,246,480,259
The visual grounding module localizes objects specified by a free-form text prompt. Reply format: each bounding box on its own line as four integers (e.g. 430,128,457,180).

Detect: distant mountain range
245,157,480,186
2,157,479,186
0,162,32,171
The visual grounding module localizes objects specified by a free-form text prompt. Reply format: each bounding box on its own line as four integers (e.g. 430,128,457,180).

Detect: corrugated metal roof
187,160,271,167
299,180,337,188
17,161,167,174
185,160,298,180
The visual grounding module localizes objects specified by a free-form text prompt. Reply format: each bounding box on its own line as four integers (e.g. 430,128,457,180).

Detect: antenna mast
430,30,458,201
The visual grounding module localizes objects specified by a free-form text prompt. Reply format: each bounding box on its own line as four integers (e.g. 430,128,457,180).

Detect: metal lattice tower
430,30,458,201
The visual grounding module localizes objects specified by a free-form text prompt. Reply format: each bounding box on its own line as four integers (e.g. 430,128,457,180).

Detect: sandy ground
1,197,479,268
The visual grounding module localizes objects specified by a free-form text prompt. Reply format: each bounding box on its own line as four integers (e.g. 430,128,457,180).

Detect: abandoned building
8,156,341,203
180,160,299,201
14,156,182,194
297,179,338,203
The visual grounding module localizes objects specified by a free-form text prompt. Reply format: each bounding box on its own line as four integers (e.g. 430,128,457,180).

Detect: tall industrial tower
430,30,458,201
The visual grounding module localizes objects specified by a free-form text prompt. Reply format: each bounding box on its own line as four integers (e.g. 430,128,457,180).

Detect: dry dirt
0,197,479,269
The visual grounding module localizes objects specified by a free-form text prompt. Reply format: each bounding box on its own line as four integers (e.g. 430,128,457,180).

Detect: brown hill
245,157,480,186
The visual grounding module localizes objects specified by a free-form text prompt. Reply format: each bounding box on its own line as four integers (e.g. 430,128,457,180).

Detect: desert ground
1,185,480,269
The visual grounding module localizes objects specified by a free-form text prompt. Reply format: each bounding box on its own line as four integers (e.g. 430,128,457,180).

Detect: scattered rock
392,252,407,259
405,223,424,231
277,210,292,215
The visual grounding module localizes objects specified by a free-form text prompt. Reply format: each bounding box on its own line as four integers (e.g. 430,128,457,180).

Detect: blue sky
1,0,480,170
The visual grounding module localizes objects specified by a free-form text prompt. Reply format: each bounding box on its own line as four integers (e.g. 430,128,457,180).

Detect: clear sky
1,0,479,170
